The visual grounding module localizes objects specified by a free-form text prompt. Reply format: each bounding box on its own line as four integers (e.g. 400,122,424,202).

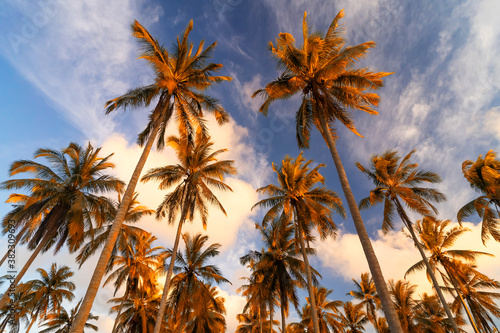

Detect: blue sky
1,0,500,331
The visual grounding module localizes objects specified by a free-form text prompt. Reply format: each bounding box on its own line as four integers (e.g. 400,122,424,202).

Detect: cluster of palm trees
0,7,499,333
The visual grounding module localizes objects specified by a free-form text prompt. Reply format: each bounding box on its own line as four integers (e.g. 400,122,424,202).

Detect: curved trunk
316,117,403,333
71,95,172,333
112,288,129,333
153,185,190,333
393,197,460,333
441,263,480,333
296,221,321,333
0,225,27,268
0,230,52,310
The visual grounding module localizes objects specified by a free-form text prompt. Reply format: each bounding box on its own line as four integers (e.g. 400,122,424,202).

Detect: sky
0,0,499,332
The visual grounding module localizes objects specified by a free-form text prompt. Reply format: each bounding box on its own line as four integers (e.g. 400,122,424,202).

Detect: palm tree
165,233,230,333
446,270,500,332
0,281,33,333
388,279,419,333
406,216,492,332
236,308,277,333
338,301,368,333
72,18,232,331
185,284,226,333
237,272,274,333
253,153,344,333
458,150,500,243
349,273,381,332
141,132,235,332
300,286,342,333
103,232,163,332
24,263,76,332
39,300,99,333
0,142,122,311
414,293,465,333
252,10,400,332
240,219,311,333
356,149,459,332
75,193,155,268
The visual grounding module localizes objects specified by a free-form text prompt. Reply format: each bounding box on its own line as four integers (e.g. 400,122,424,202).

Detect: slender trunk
26,308,40,333
0,226,27,268
141,307,147,333
0,231,52,310
280,291,286,333
259,304,263,333
393,198,460,333
316,117,403,333
71,95,173,333
112,288,129,333
442,263,480,333
296,221,321,333
153,184,190,333
269,306,273,333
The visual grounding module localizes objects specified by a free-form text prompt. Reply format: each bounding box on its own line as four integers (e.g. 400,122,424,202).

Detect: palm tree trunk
153,184,190,333
316,117,403,333
259,304,263,333
71,94,172,333
280,291,286,333
296,221,321,333
112,288,129,333
0,231,52,310
269,306,273,333
0,225,27,268
441,263,480,333
393,198,460,333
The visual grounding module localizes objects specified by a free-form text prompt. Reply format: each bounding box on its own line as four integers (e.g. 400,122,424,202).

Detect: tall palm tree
300,286,343,333
141,132,235,333
237,272,274,333
349,273,381,332
24,263,76,332
0,142,122,311
338,301,368,333
252,10,400,332
458,150,500,243
406,216,492,332
414,293,465,333
72,19,232,331
356,149,459,332
165,233,230,333
253,153,344,333
39,300,99,333
240,219,311,333
236,308,278,333
103,232,163,332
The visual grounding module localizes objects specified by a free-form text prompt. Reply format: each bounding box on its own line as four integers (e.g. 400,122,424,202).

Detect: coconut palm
349,273,381,332
388,279,419,333
446,270,500,333
141,132,235,332
72,18,232,331
0,143,122,311
238,272,274,333
300,286,343,333
23,264,76,332
75,193,154,269
253,153,344,333
414,293,465,333
458,150,500,243
252,10,400,332
236,308,278,333
356,149,459,332
338,301,368,333
39,300,99,333
185,284,226,333
240,219,312,333
165,233,230,333
406,216,492,332
103,232,163,332
0,281,33,333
